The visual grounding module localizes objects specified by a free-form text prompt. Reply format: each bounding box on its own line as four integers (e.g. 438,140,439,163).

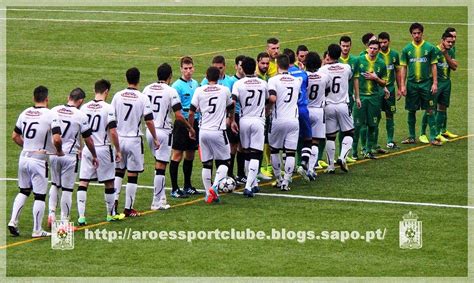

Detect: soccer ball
217,177,236,193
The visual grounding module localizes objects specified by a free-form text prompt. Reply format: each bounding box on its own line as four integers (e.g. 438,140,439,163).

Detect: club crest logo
399,211,422,249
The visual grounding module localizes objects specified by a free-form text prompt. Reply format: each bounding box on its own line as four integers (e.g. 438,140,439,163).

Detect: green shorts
381,85,396,114
436,79,451,107
405,79,435,111
353,95,381,128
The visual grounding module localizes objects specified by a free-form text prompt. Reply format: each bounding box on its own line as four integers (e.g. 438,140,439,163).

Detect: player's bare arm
109,127,121,163
353,78,361,109
83,136,99,169
11,131,23,147
52,127,64,156
431,63,438,94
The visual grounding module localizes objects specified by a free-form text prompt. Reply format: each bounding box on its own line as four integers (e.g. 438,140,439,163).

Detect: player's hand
188,128,196,140
363,72,378,81
92,156,99,169
297,61,305,69
56,150,65,157
77,149,82,160
115,151,122,163
384,88,390,100
356,98,362,109
431,83,438,95
400,86,407,97
231,121,239,135
153,138,160,150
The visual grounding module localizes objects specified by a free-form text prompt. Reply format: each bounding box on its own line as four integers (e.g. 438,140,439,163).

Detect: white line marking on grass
3,8,470,26
232,192,474,210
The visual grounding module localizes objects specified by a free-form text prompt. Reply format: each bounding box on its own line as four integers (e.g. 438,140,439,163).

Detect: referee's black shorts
172,119,199,151
226,114,240,145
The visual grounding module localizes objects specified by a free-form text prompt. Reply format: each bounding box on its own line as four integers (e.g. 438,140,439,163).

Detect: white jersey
306,71,331,108
191,84,233,131
80,100,116,146
51,104,91,154
14,106,61,153
318,63,352,104
268,73,301,121
232,76,268,121
111,88,153,137
142,82,182,130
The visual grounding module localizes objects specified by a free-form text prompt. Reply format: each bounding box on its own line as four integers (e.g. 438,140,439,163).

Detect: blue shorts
298,107,312,139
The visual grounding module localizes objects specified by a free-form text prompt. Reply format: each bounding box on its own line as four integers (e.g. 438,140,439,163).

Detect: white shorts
18,155,48,194
79,146,116,183
308,107,326,139
199,129,231,163
268,119,299,150
146,128,172,163
324,103,354,134
239,118,265,151
50,154,78,190
116,137,144,173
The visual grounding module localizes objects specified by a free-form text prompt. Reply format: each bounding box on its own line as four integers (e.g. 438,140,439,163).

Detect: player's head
327,44,342,61
180,56,195,80
409,22,424,43
235,55,246,78
206,66,220,83
241,57,257,76
339,35,352,56
282,48,296,65
33,85,49,104
296,45,309,65
257,52,270,74
445,27,457,44
266,37,280,59
441,31,455,50
157,63,173,83
69,87,86,108
94,79,111,97
126,67,140,86
276,54,290,72
378,32,391,52
305,51,321,72
361,33,376,47
322,50,330,65
367,40,380,58
212,55,226,78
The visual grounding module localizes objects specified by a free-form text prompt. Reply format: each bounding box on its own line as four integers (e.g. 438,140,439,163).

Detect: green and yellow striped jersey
377,48,400,87
358,54,387,96
339,54,359,96
435,45,456,81
400,40,438,83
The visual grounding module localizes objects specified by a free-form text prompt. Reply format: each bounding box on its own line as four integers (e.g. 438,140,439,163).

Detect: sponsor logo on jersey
26,110,41,117
150,84,164,91
244,79,262,85
327,65,345,71
308,74,321,79
204,85,219,92
87,103,103,110
121,92,138,99
57,108,73,115
280,76,295,82
409,57,428,63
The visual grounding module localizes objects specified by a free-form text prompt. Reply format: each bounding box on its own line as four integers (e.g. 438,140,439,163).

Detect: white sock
33,200,45,232
60,190,73,220
271,153,281,180
10,192,28,225
309,145,318,171
124,183,138,210
104,189,115,216
245,159,249,175
213,165,228,187
339,136,354,161
202,168,212,190
326,140,336,168
245,159,259,189
48,184,59,215
283,156,295,185
154,174,166,202
114,176,123,201
77,190,87,218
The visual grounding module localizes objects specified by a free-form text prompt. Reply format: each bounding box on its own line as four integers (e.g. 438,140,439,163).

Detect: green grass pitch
3,6,468,277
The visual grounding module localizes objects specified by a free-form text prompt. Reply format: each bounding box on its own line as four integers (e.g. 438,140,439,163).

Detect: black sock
237,152,246,177
169,160,180,191
229,153,236,177
183,159,193,188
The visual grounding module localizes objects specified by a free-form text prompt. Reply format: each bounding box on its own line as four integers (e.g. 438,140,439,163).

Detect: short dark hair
327,44,342,60
126,67,140,85
410,22,424,33
95,79,111,94
361,33,375,45
157,63,172,81
282,48,296,64
69,87,86,101
257,52,270,62
339,35,352,44
276,54,290,70
368,40,380,48
206,66,220,82
445,27,456,33
267,37,279,45
180,56,193,67
305,51,321,72
296,45,308,54
442,31,454,40
241,57,257,76
212,55,226,65
33,85,48,102
378,32,390,41
235,55,246,65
